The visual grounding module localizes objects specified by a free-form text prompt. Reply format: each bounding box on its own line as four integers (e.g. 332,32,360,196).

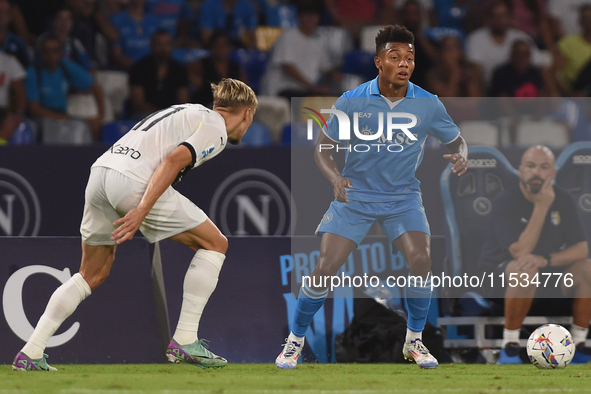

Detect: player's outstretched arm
314,131,352,203
443,135,468,176
111,145,193,244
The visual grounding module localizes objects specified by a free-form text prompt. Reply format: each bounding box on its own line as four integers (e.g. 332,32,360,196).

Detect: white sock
288,332,304,344
405,329,422,343
173,249,225,346
571,324,589,347
21,273,91,359
502,328,520,347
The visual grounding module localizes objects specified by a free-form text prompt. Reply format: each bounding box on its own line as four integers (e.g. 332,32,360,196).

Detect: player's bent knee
407,252,431,276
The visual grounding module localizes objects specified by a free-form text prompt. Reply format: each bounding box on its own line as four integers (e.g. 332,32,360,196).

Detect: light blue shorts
315,195,431,245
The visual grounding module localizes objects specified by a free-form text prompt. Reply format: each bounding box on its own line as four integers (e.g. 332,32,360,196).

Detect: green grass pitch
1,363,591,393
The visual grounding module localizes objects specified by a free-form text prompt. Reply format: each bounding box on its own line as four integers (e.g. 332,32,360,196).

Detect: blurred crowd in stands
1,0,591,146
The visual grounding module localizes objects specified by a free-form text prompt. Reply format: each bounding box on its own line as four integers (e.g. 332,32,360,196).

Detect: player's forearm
546,241,589,267
508,205,549,258
445,135,467,160
137,157,187,214
315,150,343,186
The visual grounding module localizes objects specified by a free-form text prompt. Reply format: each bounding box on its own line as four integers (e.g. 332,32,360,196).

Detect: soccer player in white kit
12,78,257,371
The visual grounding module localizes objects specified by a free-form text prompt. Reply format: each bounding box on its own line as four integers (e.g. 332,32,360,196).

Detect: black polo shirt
479,183,586,273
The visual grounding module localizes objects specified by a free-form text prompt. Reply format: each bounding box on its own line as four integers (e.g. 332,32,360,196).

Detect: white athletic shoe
275,334,304,369
403,339,438,369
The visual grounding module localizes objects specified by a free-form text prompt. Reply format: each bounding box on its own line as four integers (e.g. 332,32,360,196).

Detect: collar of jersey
369,76,415,98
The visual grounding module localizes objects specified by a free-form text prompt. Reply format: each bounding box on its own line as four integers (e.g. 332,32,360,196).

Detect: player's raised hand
531,176,555,208
111,207,148,245
333,176,353,203
443,152,468,176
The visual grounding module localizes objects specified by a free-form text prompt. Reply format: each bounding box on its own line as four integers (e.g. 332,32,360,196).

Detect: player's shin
292,281,329,338
404,276,433,342
173,249,225,346
21,273,91,360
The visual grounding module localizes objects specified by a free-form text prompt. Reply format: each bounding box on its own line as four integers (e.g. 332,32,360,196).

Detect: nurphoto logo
302,107,418,153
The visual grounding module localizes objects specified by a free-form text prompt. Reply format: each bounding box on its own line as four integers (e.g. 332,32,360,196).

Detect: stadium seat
41,118,93,145
229,49,269,94
342,50,379,82
515,120,570,148
282,122,319,146
240,122,272,146
555,141,591,244
458,121,500,147
95,71,129,120
360,25,382,53
254,26,283,51
67,93,99,118
9,120,35,145
440,146,519,278
254,96,290,142
101,120,137,145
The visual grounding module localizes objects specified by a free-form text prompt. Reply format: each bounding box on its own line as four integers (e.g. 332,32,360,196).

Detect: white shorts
80,167,207,245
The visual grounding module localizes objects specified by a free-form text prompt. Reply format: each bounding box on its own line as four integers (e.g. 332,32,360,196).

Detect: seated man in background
0,51,26,143
129,29,189,119
25,34,105,141
261,2,339,98
479,145,591,365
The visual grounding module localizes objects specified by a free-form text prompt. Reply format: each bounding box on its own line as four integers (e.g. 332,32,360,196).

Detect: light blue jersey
324,77,460,202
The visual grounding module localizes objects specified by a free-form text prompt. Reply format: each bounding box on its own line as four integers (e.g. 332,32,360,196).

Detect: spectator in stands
25,34,105,141
146,0,195,47
188,31,248,108
426,34,482,97
261,2,340,98
548,0,585,37
558,4,591,95
0,0,30,68
0,51,26,144
466,0,543,90
398,0,437,88
37,9,94,71
479,145,591,365
508,0,558,50
110,0,161,70
129,29,189,118
489,40,551,97
66,0,119,68
324,0,388,42
15,0,63,43
198,0,258,49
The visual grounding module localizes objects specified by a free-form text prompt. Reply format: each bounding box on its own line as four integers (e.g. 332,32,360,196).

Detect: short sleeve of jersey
182,119,226,168
323,95,349,143
428,98,460,144
62,60,94,91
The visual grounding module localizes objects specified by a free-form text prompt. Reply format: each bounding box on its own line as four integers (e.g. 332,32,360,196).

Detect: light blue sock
404,276,432,333
292,282,328,337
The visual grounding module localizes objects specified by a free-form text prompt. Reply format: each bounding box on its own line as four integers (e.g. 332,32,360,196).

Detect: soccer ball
526,324,575,369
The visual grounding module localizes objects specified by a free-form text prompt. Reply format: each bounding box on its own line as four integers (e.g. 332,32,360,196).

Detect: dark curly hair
375,25,415,55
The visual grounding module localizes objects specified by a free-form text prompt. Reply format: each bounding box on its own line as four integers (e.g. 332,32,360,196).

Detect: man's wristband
543,253,552,267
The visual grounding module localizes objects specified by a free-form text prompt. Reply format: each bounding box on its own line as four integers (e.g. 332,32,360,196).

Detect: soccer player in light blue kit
276,25,468,369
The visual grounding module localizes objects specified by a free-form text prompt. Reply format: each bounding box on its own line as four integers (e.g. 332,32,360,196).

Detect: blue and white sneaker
12,352,57,371
497,343,523,364
276,334,304,369
571,344,591,365
403,339,438,369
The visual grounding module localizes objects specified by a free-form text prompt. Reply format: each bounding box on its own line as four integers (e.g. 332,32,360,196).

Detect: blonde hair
211,78,258,111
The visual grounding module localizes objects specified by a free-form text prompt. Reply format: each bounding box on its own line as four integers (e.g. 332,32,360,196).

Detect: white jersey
93,104,227,184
